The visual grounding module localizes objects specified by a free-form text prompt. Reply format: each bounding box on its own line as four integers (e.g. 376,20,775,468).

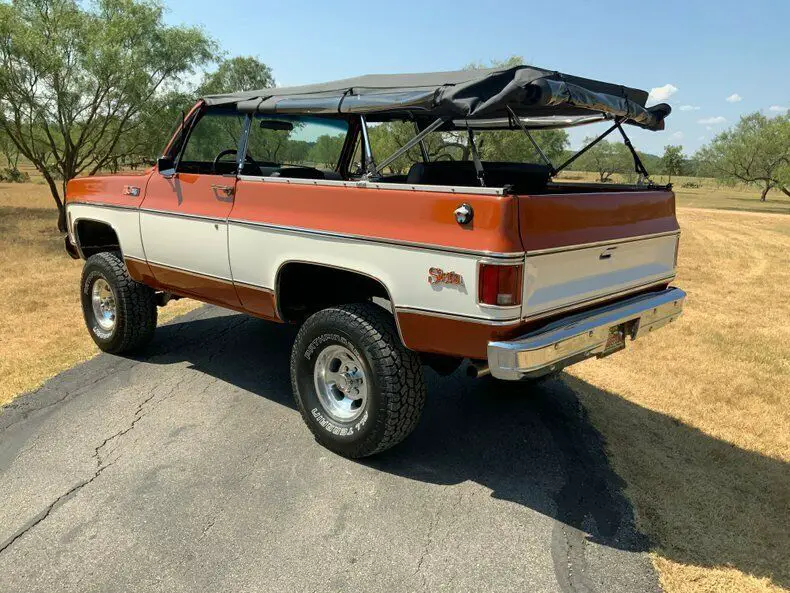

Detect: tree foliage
0,129,19,169
198,56,274,96
365,122,569,175
661,145,685,183
697,112,790,200
307,134,345,167
0,0,215,227
571,139,635,182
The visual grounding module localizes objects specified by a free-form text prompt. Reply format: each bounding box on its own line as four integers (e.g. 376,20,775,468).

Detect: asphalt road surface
1,306,660,593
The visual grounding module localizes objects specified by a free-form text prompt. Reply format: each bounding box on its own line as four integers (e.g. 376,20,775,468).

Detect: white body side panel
140,212,232,280
228,223,521,321
522,234,678,317
67,204,145,260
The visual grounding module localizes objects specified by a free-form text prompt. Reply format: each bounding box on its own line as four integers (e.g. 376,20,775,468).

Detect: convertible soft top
202,65,671,131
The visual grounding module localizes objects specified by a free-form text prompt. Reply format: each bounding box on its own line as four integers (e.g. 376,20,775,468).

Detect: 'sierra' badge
428,267,463,286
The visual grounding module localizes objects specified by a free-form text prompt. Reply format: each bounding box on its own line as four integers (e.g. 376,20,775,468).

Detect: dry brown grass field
556,170,790,215
1,176,788,593
568,206,790,593
0,181,198,406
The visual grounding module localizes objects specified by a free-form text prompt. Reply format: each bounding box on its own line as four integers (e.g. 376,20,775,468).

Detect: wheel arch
274,259,407,344
73,217,124,259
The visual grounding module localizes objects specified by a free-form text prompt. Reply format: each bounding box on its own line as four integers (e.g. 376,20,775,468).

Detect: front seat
271,167,325,180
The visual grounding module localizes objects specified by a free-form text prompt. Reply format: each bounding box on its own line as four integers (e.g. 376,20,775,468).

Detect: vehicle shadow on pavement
146,310,789,590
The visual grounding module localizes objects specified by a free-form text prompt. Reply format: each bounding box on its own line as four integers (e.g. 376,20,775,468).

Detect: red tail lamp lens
478,264,522,306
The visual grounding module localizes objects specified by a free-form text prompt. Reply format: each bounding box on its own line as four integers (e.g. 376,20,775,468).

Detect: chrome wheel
313,344,368,422
91,277,116,332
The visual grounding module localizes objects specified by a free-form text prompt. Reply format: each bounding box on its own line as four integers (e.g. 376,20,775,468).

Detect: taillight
478,264,522,306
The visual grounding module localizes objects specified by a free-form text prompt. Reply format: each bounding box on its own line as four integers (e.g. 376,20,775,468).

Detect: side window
178,108,246,174
243,115,349,177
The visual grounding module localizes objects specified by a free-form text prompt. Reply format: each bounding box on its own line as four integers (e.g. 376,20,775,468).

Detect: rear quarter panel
228,178,525,321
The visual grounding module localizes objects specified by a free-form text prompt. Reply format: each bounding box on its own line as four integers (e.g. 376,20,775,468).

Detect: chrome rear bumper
487,287,686,380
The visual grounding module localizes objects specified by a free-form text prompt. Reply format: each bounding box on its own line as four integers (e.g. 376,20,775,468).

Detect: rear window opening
355,118,667,194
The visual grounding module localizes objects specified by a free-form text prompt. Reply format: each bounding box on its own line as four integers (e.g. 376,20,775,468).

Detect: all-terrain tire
80,252,157,354
290,303,427,458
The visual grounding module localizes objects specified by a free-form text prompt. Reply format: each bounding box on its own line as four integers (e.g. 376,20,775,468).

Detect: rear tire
80,252,157,354
290,303,426,458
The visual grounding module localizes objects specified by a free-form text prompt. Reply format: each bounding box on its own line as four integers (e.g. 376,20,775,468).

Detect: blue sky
164,0,790,156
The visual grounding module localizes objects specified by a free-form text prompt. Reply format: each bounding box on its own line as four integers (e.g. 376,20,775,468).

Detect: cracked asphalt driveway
1,306,660,592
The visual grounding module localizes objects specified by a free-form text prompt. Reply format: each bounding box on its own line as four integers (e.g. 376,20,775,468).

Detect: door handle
210,184,234,198
599,247,617,260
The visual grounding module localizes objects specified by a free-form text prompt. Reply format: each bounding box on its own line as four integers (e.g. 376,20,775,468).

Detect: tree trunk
778,185,790,198
40,169,66,231
760,182,771,202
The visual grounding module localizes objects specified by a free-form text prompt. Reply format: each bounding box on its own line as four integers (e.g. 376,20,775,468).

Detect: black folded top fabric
203,65,670,131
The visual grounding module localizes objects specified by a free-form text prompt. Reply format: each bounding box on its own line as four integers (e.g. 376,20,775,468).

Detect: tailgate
517,190,680,318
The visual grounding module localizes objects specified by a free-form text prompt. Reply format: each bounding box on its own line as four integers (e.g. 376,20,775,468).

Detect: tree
661,145,685,183
477,128,568,164
307,135,345,168
0,130,19,169
573,139,633,182
101,89,195,172
198,56,274,95
697,112,790,201
0,0,216,229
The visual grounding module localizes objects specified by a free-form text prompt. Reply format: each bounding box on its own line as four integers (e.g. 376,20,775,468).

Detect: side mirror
157,156,176,178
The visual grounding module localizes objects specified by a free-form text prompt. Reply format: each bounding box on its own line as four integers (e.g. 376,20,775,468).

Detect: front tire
80,252,157,354
290,303,426,458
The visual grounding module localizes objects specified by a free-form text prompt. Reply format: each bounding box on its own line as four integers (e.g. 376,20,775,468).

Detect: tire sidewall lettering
304,332,361,362
310,407,369,437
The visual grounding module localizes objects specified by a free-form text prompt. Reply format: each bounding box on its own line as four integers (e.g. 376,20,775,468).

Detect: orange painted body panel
125,257,157,286
232,180,523,254
143,172,236,219
126,257,281,321
145,262,241,309
397,281,671,359
235,284,279,320
66,173,151,208
518,190,678,251
397,312,526,359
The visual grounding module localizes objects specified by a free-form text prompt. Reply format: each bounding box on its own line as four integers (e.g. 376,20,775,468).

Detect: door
140,107,246,307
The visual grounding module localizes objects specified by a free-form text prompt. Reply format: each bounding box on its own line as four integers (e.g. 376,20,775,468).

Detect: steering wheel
212,149,258,173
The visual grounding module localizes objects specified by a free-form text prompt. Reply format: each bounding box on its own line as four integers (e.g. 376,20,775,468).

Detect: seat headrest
406,160,551,193
406,161,479,187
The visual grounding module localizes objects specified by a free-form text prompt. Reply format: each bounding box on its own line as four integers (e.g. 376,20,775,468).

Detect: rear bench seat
405,161,551,194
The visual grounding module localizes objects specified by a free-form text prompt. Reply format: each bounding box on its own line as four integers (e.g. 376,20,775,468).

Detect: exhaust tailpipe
466,362,490,379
